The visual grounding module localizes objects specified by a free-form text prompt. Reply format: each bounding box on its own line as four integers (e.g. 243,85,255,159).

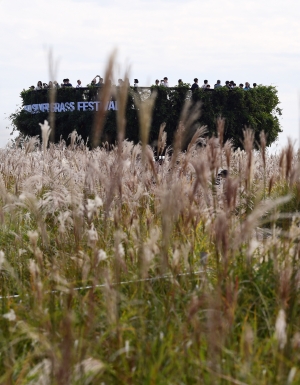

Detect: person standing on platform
214,80,222,89
65,79,72,87
35,81,43,90
224,81,230,88
191,78,199,92
201,80,208,89
98,77,104,87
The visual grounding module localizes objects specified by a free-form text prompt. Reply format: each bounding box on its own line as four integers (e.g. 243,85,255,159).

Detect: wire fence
0,269,207,300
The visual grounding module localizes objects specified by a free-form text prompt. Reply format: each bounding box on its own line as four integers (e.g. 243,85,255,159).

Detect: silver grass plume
39,120,51,153
91,50,116,148
134,89,157,163
157,122,167,157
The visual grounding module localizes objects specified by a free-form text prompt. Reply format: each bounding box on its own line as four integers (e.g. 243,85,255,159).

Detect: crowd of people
29,76,257,91
190,79,257,91
30,76,131,90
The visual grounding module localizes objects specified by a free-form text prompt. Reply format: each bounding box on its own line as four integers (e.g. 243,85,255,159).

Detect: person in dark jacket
191,78,199,91
224,80,230,89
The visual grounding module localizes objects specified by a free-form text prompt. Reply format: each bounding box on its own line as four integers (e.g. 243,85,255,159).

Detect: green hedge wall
10,85,282,149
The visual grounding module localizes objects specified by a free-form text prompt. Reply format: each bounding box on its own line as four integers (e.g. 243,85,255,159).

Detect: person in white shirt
163,77,169,87
35,81,43,90
201,80,208,89
76,80,82,88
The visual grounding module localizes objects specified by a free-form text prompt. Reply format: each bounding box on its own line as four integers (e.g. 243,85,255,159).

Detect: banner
23,101,118,114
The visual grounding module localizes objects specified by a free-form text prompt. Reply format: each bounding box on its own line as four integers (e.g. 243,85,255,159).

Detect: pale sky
1,0,300,150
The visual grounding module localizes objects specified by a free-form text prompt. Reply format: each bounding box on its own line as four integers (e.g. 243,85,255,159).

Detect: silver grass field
1,62,300,384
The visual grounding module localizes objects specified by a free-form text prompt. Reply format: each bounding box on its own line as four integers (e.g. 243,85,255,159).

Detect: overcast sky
1,0,300,150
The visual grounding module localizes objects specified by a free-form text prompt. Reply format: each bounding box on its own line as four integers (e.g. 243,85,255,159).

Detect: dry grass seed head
68,130,78,150
92,50,116,148
259,131,267,169
206,136,221,174
157,122,167,156
223,140,232,170
48,49,59,143
39,120,51,153
285,138,294,180
24,136,40,155
214,211,229,259
171,100,202,168
134,90,157,160
186,125,207,154
216,117,225,148
223,176,239,212
116,69,130,144
179,100,202,133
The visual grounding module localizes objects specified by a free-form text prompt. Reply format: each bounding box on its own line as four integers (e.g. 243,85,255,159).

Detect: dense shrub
10,85,282,149
191,86,282,148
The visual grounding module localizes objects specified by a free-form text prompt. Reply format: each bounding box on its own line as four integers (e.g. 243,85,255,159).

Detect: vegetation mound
10,85,282,149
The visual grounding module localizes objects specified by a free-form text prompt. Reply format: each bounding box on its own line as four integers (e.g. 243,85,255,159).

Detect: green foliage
10,85,282,149
191,86,282,148
12,88,139,145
